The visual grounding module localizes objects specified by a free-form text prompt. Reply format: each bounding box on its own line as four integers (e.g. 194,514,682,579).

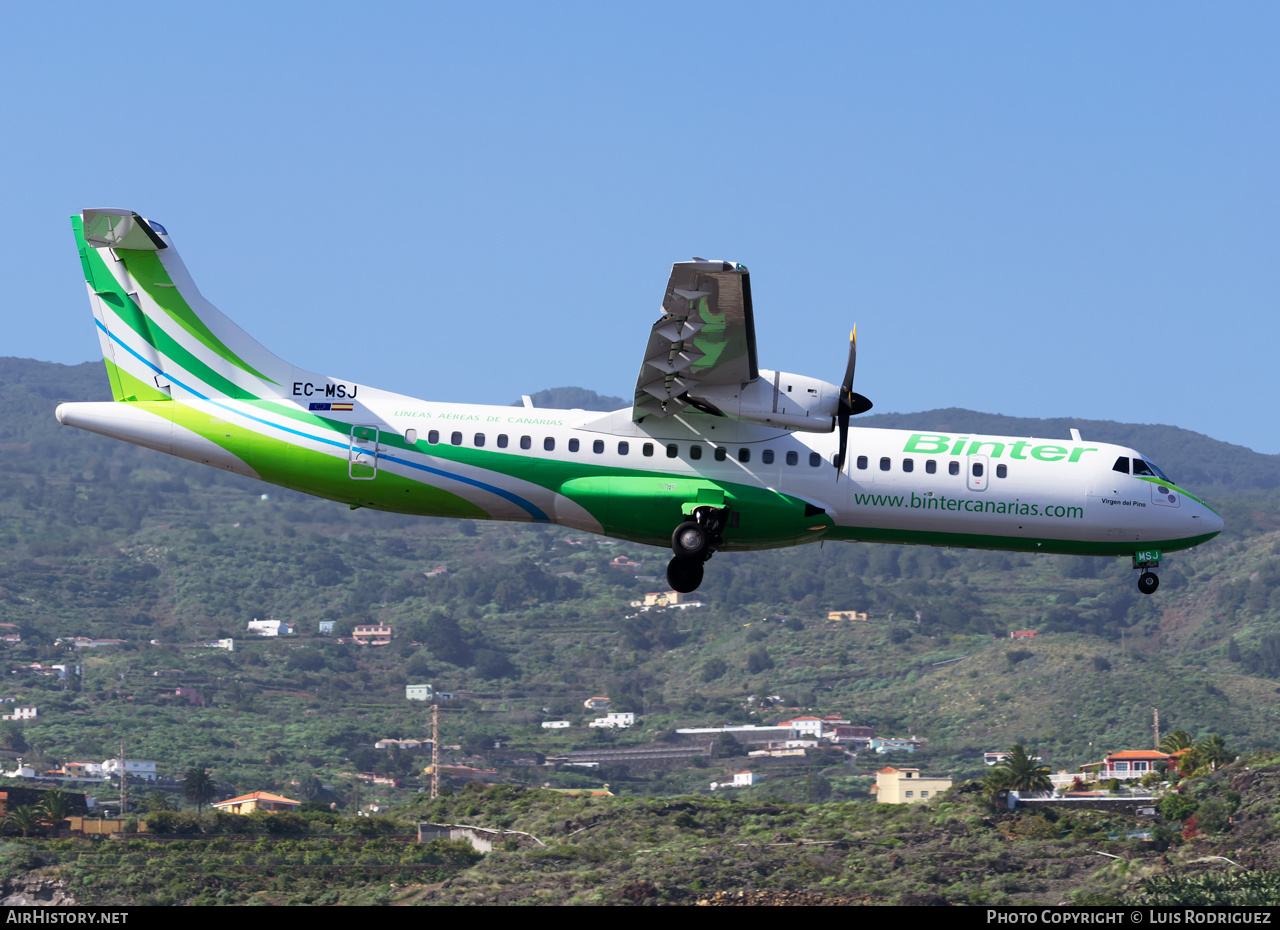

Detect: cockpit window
1113,456,1130,474
1132,457,1171,483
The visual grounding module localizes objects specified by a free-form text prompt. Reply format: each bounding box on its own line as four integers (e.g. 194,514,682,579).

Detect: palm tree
5,805,41,837
1190,735,1232,771
142,790,176,813
1160,730,1193,754
183,768,217,813
38,789,72,831
990,744,1052,793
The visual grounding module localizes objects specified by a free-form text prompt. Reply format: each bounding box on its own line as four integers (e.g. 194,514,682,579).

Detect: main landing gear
1133,549,1161,595
666,506,728,594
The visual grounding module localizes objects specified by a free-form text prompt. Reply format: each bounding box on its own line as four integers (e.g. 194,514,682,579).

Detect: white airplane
56,210,1223,595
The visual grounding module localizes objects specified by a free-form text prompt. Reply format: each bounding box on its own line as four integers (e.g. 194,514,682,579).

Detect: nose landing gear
1133,549,1161,595
666,506,727,594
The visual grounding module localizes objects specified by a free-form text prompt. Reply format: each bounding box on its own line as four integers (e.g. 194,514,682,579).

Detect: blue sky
8,3,1278,453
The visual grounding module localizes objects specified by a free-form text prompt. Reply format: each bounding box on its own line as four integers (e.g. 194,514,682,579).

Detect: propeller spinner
835,327,873,479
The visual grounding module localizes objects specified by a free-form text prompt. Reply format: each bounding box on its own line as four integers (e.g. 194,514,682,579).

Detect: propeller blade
841,328,857,391
835,410,849,481
834,326,870,481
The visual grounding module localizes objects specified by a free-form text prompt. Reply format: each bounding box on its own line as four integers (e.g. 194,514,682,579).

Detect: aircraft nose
1201,506,1225,537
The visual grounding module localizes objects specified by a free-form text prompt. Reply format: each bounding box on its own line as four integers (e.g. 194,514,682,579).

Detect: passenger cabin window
809,452,821,467
666,444,679,458
428,430,440,444
690,445,702,460
972,462,984,477
618,441,629,455
1113,456,1130,474
451,431,463,446
738,448,751,463
474,433,485,447
762,450,775,465
405,429,418,445
857,455,868,470
543,437,555,451
786,451,798,466
520,435,531,450
642,443,654,457
593,440,604,454
903,458,914,473
949,461,960,476
568,438,579,452
714,447,727,461
996,464,1007,478
497,434,508,448
879,456,891,471
925,460,937,474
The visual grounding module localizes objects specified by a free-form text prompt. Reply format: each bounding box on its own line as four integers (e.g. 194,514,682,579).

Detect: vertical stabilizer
73,209,297,403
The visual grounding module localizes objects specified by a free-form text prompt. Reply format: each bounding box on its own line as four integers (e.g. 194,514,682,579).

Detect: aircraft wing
632,260,758,420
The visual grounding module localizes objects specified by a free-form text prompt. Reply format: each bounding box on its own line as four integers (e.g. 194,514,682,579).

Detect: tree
1160,730,1193,754
747,646,774,674
987,745,1052,794
700,658,727,682
5,805,41,837
711,732,745,759
1,725,27,753
142,790,176,813
184,768,217,813
1185,734,1233,772
38,789,72,829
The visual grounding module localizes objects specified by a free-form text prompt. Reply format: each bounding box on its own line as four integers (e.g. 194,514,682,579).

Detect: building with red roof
211,792,302,814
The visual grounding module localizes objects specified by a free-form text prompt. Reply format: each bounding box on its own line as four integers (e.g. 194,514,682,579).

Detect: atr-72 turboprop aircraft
57,209,1223,595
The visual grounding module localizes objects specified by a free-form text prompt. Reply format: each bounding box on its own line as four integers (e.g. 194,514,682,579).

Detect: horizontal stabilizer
82,209,167,251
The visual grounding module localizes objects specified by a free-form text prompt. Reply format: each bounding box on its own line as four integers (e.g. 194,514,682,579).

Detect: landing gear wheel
671,521,709,560
1138,571,1159,595
666,557,704,594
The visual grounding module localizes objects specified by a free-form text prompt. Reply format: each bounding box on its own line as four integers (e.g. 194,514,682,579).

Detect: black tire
1138,571,1159,595
671,521,709,559
666,557,704,594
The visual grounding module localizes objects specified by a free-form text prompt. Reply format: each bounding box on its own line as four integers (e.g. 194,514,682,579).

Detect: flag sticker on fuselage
309,402,354,412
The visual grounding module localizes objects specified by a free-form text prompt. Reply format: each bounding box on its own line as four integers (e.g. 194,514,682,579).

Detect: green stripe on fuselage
158,401,486,519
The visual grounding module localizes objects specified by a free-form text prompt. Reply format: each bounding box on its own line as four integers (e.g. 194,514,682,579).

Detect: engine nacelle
687,369,838,433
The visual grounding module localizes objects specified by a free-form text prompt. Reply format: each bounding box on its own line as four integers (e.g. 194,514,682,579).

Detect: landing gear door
349,425,379,480
967,454,989,492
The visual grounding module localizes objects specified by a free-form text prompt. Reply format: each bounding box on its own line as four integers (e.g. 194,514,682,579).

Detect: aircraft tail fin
73,209,295,403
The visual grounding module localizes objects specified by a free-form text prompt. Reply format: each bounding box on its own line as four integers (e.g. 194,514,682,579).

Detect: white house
247,619,293,637
406,684,433,702
776,716,826,739
101,759,158,781
589,712,636,729
1,706,37,721
541,720,571,729
711,771,763,790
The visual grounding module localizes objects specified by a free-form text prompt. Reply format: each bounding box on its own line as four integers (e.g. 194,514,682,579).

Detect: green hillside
0,356,1276,827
